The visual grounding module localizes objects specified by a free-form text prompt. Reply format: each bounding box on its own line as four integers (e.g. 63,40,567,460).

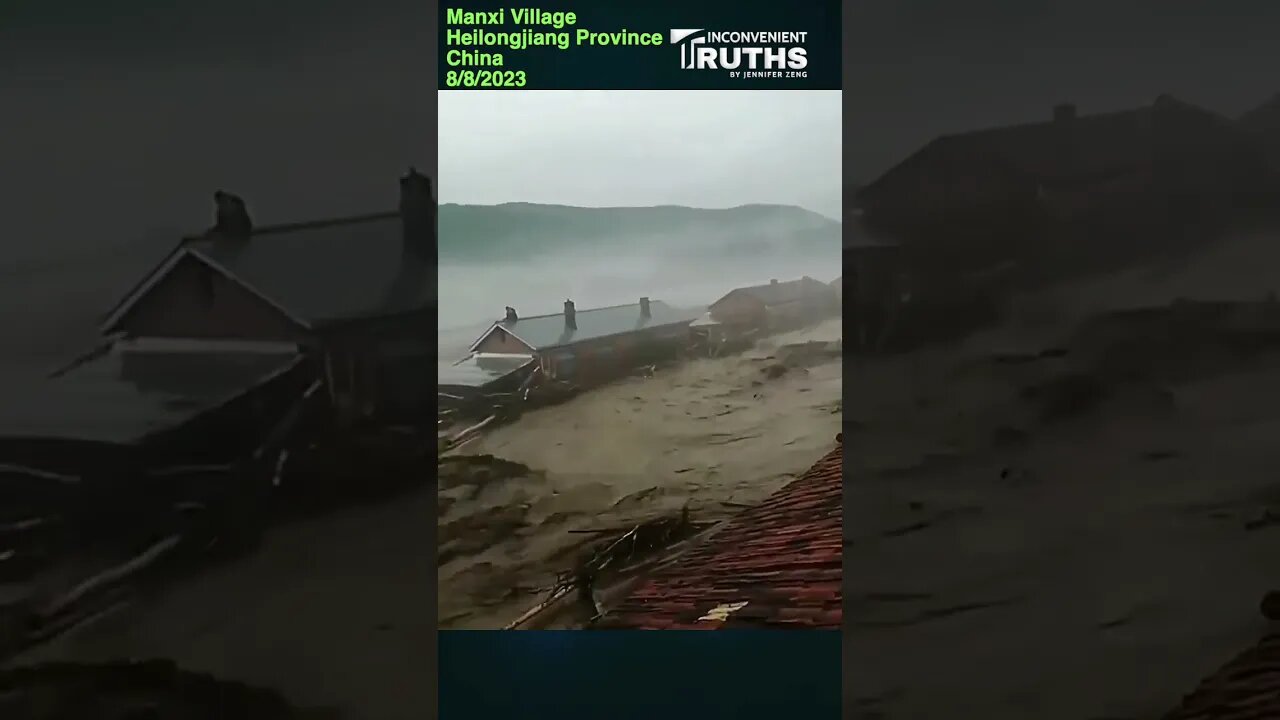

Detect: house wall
319,317,435,424
540,324,690,382
709,292,766,326
846,247,905,349
768,293,839,330
114,255,306,342
473,326,536,354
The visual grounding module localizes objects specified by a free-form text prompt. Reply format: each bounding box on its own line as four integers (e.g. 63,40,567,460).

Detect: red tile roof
600,440,842,630
1164,631,1280,720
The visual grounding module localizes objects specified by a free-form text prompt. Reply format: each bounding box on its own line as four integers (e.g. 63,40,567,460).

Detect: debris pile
0,420,433,660
504,510,715,630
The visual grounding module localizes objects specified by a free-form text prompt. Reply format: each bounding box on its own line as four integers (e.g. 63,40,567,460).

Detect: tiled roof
471,301,699,352
1163,632,1280,720
600,440,842,630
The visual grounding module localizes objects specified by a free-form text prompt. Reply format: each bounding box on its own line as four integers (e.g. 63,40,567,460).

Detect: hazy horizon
438,199,841,221
438,90,842,333
438,90,842,220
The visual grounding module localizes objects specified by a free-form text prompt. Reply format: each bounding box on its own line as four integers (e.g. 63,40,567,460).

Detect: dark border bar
438,0,840,90
439,630,841,719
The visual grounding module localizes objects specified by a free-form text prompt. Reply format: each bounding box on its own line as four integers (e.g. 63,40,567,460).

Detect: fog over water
437,247,838,359
436,90,843,349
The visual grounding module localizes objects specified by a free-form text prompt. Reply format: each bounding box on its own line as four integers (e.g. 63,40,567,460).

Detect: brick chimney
399,167,435,261
504,306,518,323
564,299,577,330
770,278,779,285
212,190,252,239
640,297,651,318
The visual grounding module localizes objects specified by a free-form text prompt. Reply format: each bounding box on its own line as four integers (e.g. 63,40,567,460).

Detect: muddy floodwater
438,316,844,629
846,230,1280,719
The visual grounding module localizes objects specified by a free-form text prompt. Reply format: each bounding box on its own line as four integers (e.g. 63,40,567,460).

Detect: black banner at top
438,0,841,90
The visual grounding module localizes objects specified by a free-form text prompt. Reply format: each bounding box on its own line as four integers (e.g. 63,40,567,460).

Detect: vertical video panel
0,3,437,720
437,0,841,644
440,105,842,629
844,3,1280,719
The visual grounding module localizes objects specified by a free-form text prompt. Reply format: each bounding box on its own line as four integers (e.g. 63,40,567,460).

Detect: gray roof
437,354,535,389
859,96,1241,203
475,301,698,352
0,346,301,446
719,277,833,307
185,213,433,325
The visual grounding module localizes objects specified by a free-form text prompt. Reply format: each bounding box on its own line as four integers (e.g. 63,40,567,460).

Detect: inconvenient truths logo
669,28,809,77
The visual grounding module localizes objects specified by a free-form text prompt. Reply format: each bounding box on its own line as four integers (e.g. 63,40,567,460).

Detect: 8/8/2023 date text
444,69,528,88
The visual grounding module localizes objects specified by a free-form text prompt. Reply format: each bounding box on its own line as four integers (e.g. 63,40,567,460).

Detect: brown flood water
1,316,842,717
438,315,844,629
846,232,1280,719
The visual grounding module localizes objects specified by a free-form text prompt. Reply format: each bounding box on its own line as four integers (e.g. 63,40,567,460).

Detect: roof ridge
938,96,1225,143
940,106,1148,142
737,277,816,291
504,299,667,321
254,211,398,235
182,211,398,242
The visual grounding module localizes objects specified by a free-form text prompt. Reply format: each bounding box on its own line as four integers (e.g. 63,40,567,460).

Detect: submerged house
0,336,320,572
466,298,697,382
98,169,437,422
0,170,438,578
437,353,538,409
854,96,1270,271
708,277,838,331
0,339,314,469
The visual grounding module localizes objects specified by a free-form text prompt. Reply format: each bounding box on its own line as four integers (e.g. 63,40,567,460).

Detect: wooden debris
40,535,182,621
503,585,575,630
443,414,497,452
505,509,715,629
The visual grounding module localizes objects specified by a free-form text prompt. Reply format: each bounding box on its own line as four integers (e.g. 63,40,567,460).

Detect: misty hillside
1240,93,1280,171
438,203,841,263
1239,93,1280,128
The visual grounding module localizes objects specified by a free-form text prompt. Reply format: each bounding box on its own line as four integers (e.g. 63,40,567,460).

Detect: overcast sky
438,91,842,219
